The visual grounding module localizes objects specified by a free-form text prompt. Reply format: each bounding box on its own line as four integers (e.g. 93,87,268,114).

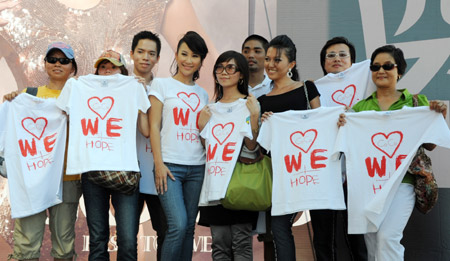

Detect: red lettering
106,118,122,137
365,156,386,178
81,118,99,136
395,154,407,170
284,153,302,173
373,184,382,194
222,142,236,161
207,144,218,161
173,108,190,126
196,112,201,129
43,133,57,152
18,139,37,157
310,149,328,169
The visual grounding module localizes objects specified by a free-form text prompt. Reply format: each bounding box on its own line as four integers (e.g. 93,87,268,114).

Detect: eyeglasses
325,52,350,59
45,57,72,65
370,63,397,72
215,64,238,74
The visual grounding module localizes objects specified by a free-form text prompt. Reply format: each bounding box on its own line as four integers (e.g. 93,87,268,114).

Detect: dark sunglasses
370,63,397,72
45,57,72,65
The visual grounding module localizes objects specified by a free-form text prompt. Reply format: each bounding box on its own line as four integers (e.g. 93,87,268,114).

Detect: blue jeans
82,174,139,261
272,213,298,261
158,163,205,261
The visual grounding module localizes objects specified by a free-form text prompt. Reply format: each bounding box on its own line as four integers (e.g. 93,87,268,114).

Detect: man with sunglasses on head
312,37,374,261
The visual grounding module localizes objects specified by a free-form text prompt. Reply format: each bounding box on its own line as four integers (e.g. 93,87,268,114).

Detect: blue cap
46,42,75,59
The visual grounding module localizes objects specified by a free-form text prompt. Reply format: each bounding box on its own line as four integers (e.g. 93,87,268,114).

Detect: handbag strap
412,94,419,107
303,80,311,110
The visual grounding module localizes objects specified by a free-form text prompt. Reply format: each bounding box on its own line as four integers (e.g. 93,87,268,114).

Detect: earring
287,68,293,78
239,79,243,85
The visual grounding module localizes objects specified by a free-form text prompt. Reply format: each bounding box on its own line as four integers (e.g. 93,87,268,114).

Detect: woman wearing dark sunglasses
339,45,446,260
4,42,82,261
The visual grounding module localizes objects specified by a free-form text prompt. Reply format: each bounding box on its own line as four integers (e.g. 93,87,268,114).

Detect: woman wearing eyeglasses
197,51,260,261
6,42,82,261
339,45,447,260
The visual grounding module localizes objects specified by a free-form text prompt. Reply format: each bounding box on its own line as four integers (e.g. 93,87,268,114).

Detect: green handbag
221,155,272,211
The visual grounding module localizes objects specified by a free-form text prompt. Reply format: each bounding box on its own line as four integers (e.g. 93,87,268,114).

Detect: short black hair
320,36,356,75
131,31,162,57
241,34,269,52
370,45,407,76
172,31,208,81
213,51,249,102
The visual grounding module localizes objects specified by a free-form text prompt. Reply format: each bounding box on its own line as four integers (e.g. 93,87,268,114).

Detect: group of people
1,28,448,261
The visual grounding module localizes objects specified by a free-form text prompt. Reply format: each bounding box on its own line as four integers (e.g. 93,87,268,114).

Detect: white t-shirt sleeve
240,115,253,140
332,121,349,160
200,121,212,142
257,120,272,153
135,82,150,113
0,102,8,154
55,78,75,114
148,78,165,103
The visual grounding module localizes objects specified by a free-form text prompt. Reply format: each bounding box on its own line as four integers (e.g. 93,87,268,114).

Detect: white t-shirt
248,75,272,99
149,77,209,165
0,94,67,218
56,74,150,174
198,99,253,206
137,84,156,194
315,59,376,107
257,107,346,216
333,107,450,233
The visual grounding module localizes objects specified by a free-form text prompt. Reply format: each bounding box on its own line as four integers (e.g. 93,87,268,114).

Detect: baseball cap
46,42,75,59
94,50,126,68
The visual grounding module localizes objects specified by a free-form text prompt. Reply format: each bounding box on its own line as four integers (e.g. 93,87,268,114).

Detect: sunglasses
370,63,397,72
45,57,72,65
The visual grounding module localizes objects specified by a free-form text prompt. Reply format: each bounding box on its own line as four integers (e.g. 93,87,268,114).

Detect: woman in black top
258,35,320,261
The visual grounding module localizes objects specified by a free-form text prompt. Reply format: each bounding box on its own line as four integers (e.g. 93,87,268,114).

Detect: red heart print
331,84,356,107
21,117,48,140
212,123,235,145
290,129,318,153
177,92,200,112
88,96,114,120
371,131,403,158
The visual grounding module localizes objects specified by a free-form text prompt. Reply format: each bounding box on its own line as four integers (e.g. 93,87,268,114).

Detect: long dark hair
267,35,299,81
172,31,208,81
213,51,249,102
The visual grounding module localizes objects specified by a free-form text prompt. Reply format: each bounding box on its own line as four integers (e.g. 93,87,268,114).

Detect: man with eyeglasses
312,36,372,261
